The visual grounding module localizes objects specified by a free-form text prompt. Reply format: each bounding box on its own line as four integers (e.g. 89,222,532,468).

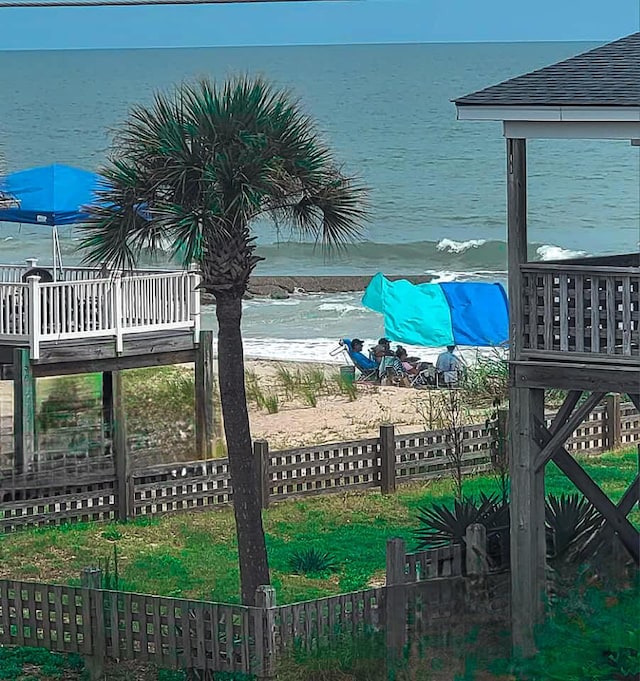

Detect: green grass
0,448,636,605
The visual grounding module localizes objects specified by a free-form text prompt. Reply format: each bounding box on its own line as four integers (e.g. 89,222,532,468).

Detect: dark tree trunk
215,293,270,605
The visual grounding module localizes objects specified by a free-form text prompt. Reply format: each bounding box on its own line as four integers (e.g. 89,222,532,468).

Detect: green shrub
0,647,83,679
275,366,301,399
244,369,264,408
263,392,280,414
288,547,338,576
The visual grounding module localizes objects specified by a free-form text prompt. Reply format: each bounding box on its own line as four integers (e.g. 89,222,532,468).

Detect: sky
0,0,638,51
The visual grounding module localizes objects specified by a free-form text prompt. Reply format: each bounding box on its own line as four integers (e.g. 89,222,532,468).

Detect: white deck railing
0,264,201,359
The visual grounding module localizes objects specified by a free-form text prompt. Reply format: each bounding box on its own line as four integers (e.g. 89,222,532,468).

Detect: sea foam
436,238,487,254
537,244,587,261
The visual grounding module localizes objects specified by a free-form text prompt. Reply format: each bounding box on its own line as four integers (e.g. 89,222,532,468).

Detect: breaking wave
536,244,587,261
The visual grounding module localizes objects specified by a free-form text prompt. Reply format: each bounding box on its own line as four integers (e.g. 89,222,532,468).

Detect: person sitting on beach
341,338,378,373
436,345,464,386
371,337,393,363
395,346,419,375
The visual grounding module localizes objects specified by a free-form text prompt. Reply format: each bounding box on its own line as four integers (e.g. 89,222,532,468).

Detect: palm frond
79,76,368,283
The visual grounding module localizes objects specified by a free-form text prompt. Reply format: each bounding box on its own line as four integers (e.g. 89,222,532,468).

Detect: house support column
507,137,545,655
509,386,546,657
102,371,114,454
13,348,36,474
112,370,132,520
195,329,215,459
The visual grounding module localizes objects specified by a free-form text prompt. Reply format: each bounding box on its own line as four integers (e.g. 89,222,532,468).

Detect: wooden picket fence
0,397,638,533
0,531,507,679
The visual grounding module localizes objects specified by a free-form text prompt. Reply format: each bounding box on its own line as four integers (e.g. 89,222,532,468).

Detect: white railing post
25,258,38,269
114,274,124,353
190,266,201,344
27,275,41,360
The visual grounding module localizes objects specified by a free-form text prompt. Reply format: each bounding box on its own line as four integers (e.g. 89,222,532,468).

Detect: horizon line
0,37,608,52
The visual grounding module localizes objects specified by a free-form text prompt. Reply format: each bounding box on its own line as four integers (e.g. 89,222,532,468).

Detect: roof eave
455,104,640,123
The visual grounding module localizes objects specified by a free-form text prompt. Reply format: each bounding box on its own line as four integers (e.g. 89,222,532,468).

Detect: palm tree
80,77,368,604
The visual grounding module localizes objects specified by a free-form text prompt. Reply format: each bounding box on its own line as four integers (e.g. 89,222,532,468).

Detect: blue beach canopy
362,273,509,347
0,164,103,226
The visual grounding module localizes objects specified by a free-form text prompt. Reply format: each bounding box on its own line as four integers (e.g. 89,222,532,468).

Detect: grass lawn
0,448,637,605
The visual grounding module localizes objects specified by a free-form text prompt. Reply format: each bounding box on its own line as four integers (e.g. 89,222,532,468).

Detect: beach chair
409,362,437,389
338,339,379,382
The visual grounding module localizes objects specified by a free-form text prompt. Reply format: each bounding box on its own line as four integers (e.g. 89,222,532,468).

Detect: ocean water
0,42,638,361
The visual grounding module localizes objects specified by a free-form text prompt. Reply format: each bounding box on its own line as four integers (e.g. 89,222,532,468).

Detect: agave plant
545,493,604,565
414,492,503,548
414,493,510,569
287,547,338,576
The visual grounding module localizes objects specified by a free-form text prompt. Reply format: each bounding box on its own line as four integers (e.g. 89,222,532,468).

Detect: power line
0,0,344,6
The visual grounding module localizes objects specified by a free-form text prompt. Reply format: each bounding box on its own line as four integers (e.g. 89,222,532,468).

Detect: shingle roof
455,33,640,107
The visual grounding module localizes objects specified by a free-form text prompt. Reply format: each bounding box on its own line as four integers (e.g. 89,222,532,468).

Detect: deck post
102,372,114,453
195,329,215,459
12,348,36,474
507,137,545,656
509,386,546,657
113,371,132,520
506,137,527,361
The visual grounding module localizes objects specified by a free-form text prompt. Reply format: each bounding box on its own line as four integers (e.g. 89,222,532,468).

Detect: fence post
379,423,396,494
465,523,488,576
81,568,105,681
255,585,277,680
385,537,407,673
604,394,621,451
254,439,270,510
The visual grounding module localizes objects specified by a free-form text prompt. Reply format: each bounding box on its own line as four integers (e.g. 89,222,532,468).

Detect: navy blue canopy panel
0,164,104,226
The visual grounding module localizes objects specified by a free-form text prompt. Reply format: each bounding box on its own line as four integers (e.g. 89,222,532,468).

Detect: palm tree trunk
215,293,270,605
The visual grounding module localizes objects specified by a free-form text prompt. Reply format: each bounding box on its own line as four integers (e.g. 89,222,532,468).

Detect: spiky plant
414,493,509,569
545,493,604,566
414,493,503,549
80,77,368,605
288,547,338,576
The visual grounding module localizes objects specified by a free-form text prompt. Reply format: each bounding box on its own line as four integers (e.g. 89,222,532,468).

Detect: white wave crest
427,270,460,284
317,303,362,314
436,238,487,254
537,245,586,261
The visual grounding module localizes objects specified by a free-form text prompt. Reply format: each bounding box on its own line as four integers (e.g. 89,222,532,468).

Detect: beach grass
0,447,636,606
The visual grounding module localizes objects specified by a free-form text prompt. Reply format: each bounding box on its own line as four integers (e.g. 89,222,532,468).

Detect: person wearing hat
340,338,378,373
372,337,392,364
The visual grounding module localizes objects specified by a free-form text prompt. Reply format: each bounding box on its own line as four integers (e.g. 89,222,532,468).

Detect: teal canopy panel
362,273,509,348
362,273,454,346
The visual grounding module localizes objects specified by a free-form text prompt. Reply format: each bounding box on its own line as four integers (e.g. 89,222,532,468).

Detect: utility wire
0,0,342,6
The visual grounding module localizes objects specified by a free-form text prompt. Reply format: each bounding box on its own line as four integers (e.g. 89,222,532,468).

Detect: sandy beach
245,359,445,450
0,358,465,458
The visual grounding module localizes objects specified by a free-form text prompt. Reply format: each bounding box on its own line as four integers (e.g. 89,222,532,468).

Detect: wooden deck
518,253,639,367
0,263,201,361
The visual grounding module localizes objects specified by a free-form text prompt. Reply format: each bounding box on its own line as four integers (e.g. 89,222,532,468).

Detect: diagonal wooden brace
548,390,582,434
534,392,605,472
534,417,639,564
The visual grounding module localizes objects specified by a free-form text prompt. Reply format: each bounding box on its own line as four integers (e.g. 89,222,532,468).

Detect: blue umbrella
0,164,105,279
0,164,104,226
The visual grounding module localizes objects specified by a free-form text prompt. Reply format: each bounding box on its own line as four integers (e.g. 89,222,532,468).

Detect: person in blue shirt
341,338,378,373
436,345,464,386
